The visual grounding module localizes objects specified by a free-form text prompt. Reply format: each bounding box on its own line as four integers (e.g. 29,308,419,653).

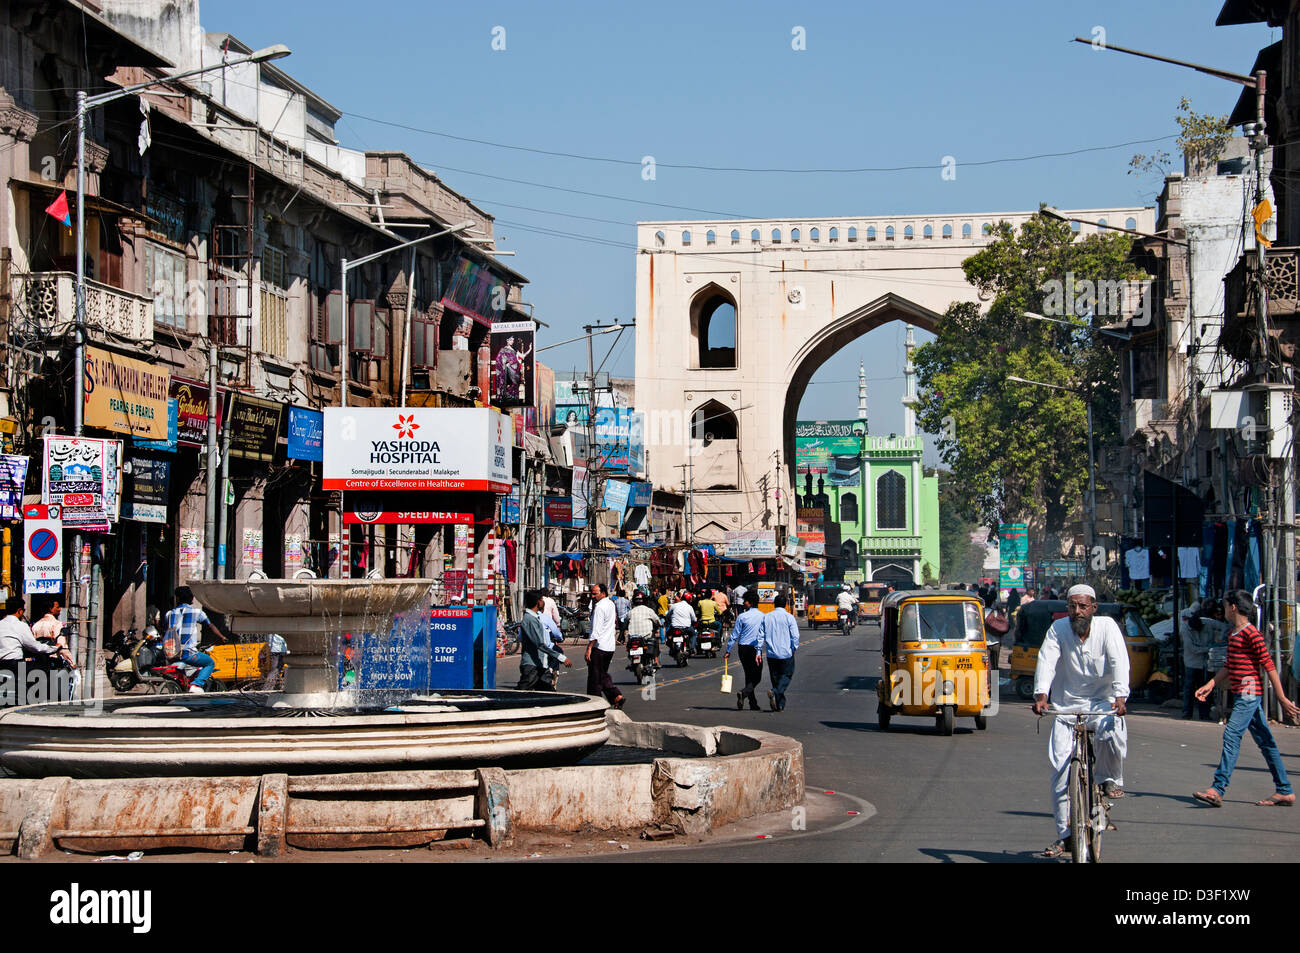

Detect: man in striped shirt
1193,590,1300,807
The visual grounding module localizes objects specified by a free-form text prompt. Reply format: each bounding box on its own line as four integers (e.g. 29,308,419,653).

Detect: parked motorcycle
667,626,691,667
106,626,226,694
626,632,660,685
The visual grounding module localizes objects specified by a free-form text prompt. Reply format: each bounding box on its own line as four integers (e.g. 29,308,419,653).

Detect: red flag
45,191,71,227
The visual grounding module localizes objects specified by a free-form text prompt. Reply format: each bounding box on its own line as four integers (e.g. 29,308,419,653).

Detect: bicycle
1040,707,1121,863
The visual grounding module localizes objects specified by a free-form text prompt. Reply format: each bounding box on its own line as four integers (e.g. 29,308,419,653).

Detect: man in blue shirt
165,586,227,693
760,593,801,712
725,589,765,711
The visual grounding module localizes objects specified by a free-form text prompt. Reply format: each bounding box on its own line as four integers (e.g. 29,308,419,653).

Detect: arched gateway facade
634,208,1153,544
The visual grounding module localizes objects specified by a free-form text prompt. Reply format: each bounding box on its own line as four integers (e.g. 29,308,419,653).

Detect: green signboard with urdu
998,522,1028,590
794,420,866,488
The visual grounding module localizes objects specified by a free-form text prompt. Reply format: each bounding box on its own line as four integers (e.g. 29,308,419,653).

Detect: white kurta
1034,615,1130,838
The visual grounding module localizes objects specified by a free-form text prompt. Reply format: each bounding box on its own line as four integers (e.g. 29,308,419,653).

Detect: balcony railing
1222,246,1300,362
12,272,153,341
863,536,922,554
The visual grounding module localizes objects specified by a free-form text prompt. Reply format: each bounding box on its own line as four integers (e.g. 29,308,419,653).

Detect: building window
655,230,666,247
942,224,952,239
682,230,692,246
886,226,895,240
876,470,907,529
692,399,738,443
904,225,914,240
848,226,858,242
791,227,801,242
772,228,782,243
1097,218,1107,230
706,230,716,245
840,492,858,524
962,223,972,238
691,285,737,369
1125,217,1137,231
829,227,839,242
1071,221,1081,234
981,223,992,235
923,224,933,239
751,228,761,243
810,227,820,242
731,229,741,244
144,242,187,329
867,226,876,241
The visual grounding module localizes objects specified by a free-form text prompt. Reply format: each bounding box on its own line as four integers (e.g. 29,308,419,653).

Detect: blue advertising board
287,407,324,461
628,481,652,508
135,398,178,452
339,607,477,691
501,489,520,524
603,479,631,523
428,607,476,689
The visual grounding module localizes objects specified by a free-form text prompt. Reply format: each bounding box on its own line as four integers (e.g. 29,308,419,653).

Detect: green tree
1130,97,1233,180
936,469,988,582
913,211,1143,542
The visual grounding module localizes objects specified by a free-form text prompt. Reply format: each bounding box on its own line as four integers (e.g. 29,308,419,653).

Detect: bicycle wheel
1068,759,1088,863
1089,786,1105,863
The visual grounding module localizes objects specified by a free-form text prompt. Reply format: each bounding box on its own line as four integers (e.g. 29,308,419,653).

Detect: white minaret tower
902,325,917,438
857,360,868,427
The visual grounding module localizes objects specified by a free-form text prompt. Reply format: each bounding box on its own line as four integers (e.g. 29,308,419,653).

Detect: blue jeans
1212,693,1293,796
180,648,215,688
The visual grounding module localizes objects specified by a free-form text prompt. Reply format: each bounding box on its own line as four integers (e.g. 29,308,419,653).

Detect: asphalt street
508,618,1300,862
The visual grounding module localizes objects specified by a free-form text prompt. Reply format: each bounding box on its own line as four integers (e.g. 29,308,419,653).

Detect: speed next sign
23,503,62,595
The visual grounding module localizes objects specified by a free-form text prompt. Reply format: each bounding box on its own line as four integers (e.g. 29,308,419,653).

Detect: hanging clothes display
634,563,651,587
1124,546,1150,582
1177,546,1200,581
1199,523,1216,598
1244,520,1261,592
1226,520,1244,592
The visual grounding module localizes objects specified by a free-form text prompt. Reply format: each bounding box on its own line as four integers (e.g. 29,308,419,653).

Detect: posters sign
287,407,324,461
124,456,170,524
23,503,62,594
42,436,121,530
544,496,577,527
794,420,866,487
82,345,170,440
0,455,29,520
323,407,512,493
725,530,777,558
171,378,226,448
489,320,535,408
227,394,283,462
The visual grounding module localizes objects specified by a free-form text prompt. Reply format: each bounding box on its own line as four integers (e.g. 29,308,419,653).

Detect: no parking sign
23,503,62,595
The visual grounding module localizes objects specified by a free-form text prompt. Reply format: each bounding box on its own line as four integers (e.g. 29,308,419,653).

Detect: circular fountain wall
0,689,610,778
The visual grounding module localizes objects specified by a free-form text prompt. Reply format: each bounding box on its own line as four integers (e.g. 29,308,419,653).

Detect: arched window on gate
692,399,738,443
962,223,972,238
690,286,737,369
691,400,739,490
885,225,895,240
840,492,859,524
876,470,907,529
731,229,741,244
942,224,953,239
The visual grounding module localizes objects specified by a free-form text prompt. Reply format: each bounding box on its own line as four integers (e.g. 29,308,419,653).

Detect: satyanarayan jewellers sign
322,407,512,493
82,346,170,440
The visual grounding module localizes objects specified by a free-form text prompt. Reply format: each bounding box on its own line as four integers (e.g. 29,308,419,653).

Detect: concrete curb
0,713,803,857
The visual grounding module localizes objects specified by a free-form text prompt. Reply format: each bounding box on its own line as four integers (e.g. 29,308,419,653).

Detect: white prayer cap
1067,584,1096,601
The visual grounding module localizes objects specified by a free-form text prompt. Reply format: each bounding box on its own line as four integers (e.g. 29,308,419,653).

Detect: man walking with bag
761,593,800,711
725,589,765,711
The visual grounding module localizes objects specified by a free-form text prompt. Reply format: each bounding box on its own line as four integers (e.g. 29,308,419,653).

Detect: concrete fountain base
0,712,805,857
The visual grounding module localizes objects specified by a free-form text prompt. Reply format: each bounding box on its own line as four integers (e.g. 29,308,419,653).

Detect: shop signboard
287,407,324,461
227,394,283,462
572,466,589,523
536,363,555,438
489,320,535,408
323,407,512,493
23,503,62,595
602,480,631,524
0,454,28,520
134,398,178,452
627,481,652,508
124,457,170,524
998,522,1029,589
724,530,777,558
794,420,866,488
42,436,121,530
501,490,520,524
802,531,826,556
82,345,170,440
544,496,578,527
344,509,478,525
171,378,227,448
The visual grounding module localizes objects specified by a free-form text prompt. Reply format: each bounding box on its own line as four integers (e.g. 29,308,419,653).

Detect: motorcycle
105,627,141,693
626,632,660,685
696,623,720,659
667,626,691,667
107,627,226,694
839,607,854,636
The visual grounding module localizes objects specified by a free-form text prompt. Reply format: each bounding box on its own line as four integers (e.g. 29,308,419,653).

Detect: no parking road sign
23,504,62,595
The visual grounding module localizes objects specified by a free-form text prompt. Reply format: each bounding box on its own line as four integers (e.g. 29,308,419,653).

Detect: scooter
111,627,226,694
696,623,720,659
105,627,141,693
626,632,660,685
667,626,691,667
839,607,854,637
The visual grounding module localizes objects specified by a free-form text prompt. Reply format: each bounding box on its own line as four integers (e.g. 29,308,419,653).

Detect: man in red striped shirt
1193,590,1299,807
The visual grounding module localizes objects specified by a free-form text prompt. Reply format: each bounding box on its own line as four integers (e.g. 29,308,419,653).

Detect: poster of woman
489,320,535,407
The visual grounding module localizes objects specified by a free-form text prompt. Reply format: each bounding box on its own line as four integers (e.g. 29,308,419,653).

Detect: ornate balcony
864,535,923,555
1221,247,1300,364
12,272,153,342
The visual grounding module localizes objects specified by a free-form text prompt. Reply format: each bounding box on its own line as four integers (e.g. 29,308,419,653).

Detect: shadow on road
821,719,974,736
836,676,878,691
917,847,1040,863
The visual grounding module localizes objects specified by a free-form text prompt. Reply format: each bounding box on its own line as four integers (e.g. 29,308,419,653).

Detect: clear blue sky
205,0,1274,451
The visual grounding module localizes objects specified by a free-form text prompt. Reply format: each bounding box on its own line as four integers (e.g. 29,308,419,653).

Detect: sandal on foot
1042,836,1073,858
1255,793,1295,807
1192,789,1223,807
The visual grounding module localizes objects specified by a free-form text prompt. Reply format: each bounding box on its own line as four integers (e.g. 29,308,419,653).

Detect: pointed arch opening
692,399,739,489
690,284,737,369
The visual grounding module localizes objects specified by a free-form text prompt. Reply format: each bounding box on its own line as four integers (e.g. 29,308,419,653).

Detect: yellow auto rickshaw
806,585,842,628
1009,600,1157,700
877,590,994,735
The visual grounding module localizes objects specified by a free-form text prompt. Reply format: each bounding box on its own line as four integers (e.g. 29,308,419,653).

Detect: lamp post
70,44,289,690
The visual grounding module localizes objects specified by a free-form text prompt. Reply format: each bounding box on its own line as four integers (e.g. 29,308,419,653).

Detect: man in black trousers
725,589,765,711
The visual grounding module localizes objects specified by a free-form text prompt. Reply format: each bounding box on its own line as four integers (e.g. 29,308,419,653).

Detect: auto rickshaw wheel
974,712,987,730
1015,676,1036,701
938,705,955,736
877,705,891,731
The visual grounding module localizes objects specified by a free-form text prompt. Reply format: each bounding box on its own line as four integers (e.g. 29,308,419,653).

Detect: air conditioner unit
1209,384,1293,459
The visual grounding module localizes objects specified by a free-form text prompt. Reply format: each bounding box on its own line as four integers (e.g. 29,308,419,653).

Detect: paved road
507,619,1300,862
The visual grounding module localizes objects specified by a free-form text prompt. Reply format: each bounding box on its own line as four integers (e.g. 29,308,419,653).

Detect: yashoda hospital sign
322,407,512,493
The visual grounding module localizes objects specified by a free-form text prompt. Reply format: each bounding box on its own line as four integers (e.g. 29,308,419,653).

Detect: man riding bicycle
1032,584,1129,858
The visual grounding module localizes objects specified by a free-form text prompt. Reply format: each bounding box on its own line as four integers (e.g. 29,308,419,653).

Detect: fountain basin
0,690,609,778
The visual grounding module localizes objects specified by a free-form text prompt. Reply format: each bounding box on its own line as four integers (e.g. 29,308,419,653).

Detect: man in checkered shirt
165,586,227,692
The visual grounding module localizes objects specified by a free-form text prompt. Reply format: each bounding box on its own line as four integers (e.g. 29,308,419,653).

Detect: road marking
651,633,836,689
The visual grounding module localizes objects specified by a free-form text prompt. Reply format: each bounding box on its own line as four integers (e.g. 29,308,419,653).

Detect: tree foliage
936,470,989,583
1130,97,1233,179
913,212,1144,540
